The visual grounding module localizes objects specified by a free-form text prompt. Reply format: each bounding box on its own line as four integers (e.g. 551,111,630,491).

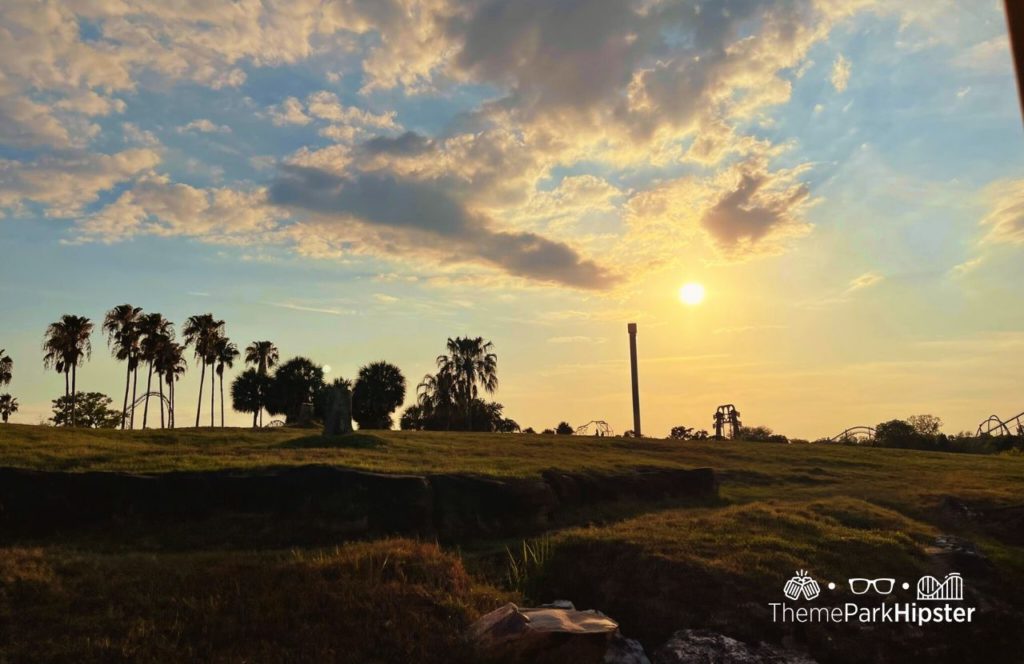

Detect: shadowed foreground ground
1,425,1022,662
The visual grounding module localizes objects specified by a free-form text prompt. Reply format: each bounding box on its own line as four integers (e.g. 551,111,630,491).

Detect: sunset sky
1,0,1022,438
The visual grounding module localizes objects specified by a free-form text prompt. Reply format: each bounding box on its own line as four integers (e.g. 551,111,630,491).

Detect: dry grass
0,539,513,663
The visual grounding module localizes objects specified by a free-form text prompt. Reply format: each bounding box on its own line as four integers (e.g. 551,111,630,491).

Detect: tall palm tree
245,341,279,375
0,349,12,388
42,315,93,427
436,336,498,430
214,337,239,427
0,394,17,423
137,313,173,428
102,304,143,429
244,340,278,426
155,341,186,428
183,314,224,428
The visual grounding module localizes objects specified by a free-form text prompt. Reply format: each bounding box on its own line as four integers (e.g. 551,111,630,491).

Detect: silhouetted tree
555,421,574,435
137,313,173,428
51,392,120,428
0,348,12,387
232,368,270,428
908,414,943,437
352,361,406,429
399,404,425,430
416,370,457,430
156,342,186,428
102,304,143,429
0,394,17,423
874,419,919,448
735,425,788,443
267,357,325,423
214,337,239,427
42,315,93,427
669,425,695,440
522,427,536,434
245,340,279,375
436,337,497,430
183,314,224,427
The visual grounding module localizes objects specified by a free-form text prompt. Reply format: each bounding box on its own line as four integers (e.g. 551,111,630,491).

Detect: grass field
2,424,1023,662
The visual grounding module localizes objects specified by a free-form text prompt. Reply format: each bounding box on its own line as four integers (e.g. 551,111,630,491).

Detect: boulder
469,602,650,664
654,629,816,664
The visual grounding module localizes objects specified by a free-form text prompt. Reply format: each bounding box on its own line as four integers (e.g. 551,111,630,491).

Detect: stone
323,385,353,435
469,602,648,664
654,629,816,664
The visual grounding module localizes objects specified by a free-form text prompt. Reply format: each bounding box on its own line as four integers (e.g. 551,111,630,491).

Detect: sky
1,0,1023,439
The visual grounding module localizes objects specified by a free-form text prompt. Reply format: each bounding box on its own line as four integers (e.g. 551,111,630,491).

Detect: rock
605,633,651,664
323,385,353,435
926,534,993,575
654,629,816,664
469,602,648,664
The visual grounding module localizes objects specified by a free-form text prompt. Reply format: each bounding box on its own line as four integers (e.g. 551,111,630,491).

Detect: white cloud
846,272,884,292
831,54,851,92
178,119,231,134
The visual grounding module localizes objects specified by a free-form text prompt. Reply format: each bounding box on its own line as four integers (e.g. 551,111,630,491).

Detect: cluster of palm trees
406,337,515,432
34,306,282,429
0,348,16,423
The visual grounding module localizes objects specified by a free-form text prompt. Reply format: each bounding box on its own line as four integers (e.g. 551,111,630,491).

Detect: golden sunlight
679,282,706,306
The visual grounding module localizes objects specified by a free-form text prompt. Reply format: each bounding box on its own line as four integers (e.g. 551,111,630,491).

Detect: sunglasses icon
848,578,896,595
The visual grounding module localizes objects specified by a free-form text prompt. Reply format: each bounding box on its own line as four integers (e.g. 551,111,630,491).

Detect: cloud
269,165,618,289
846,272,884,292
831,54,851,92
77,175,281,243
954,35,1012,73
950,256,985,277
270,97,313,126
700,158,812,253
547,336,607,344
980,179,1024,245
0,149,160,217
178,119,231,134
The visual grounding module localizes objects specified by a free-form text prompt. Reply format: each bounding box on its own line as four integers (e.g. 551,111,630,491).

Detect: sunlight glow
679,282,706,306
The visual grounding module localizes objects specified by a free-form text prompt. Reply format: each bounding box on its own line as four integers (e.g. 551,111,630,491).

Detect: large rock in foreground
468,602,650,664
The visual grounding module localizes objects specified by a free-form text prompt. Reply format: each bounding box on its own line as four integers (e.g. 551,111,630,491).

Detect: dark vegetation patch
0,540,513,664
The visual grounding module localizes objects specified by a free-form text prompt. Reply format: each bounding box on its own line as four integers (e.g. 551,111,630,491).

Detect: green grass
2,424,1022,518
2,424,1024,661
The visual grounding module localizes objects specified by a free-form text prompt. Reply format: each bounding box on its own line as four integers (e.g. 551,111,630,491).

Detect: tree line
4,306,525,433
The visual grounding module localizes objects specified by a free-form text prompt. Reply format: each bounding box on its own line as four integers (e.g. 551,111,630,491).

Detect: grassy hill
1,424,1023,662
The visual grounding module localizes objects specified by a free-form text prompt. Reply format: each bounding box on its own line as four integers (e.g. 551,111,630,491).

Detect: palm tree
183,314,224,427
352,361,406,429
232,368,270,428
155,341,186,428
245,341,279,375
436,337,498,430
245,341,278,426
102,304,143,429
416,370,457,430
0,394,17,423
214,337,239,427
0,349,12,388
42,315,93,427
137,313,173,428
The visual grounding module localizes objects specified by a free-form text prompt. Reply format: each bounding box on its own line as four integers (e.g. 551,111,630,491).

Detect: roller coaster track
829,426,876,443
575,420,614,436
976,411,1024,437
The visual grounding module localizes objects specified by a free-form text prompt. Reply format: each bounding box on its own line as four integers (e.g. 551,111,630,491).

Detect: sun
679,282,706,306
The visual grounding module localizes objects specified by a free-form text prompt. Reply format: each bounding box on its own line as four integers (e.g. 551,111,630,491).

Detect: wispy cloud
264,301,353,316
